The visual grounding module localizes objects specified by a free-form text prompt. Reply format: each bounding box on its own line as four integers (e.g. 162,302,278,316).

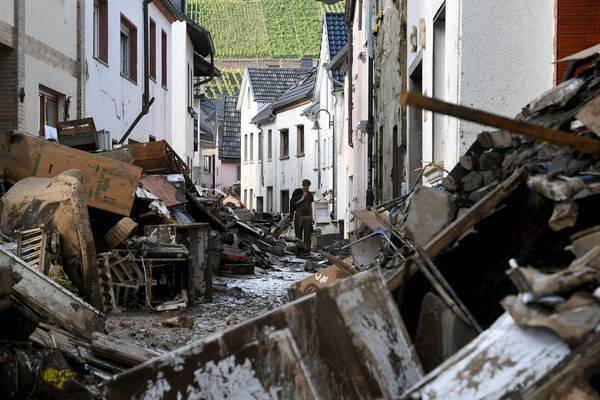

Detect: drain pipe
119,0,154,145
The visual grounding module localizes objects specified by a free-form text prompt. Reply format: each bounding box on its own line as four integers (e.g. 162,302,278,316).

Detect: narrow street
1,0,600,399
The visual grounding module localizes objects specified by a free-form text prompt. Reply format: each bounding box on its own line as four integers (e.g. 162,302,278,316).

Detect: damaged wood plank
1,132,142,216
319,251,357,275
400,92,600,155
387,168,526,290
91,332,160,367
1,248,105,340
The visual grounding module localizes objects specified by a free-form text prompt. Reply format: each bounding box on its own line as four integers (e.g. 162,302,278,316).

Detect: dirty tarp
100,268,423,399
0,131,142,216
0,170,100,307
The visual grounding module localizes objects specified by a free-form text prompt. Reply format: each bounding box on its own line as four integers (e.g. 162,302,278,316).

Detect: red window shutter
99,0,108,63
130,25,137,82
162,30,167,87
150,19,156,79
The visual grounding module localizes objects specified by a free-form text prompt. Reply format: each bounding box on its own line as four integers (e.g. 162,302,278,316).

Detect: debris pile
98,47,600,399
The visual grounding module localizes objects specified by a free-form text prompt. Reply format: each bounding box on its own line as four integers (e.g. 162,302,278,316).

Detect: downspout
118,0,155,144
331,106,337,220
366,0,374,207
347,23,353,148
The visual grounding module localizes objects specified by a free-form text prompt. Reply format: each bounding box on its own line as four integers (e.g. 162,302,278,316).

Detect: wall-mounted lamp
64,96,71,121
18,87,25,103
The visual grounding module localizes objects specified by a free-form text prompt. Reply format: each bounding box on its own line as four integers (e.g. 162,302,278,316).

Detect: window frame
267,129,272,160
279,128,289,159
93,0,108,64
296,125,305,157
149,18,156,80
120,14,137,83
161,29,168,88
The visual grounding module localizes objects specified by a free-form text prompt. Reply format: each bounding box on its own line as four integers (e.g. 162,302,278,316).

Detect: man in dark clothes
290,179,314,251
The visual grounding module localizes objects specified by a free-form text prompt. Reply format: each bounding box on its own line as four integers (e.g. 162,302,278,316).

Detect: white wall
238,75,260,207
170,21,198,172
23,0,78,135
85,1,173,145
407,0,555,178
0,1,14,26
27,0,78,59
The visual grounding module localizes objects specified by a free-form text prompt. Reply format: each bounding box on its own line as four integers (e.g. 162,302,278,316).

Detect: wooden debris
399,92,600,155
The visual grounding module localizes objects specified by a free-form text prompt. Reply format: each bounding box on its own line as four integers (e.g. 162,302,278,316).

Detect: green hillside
187,0,346,59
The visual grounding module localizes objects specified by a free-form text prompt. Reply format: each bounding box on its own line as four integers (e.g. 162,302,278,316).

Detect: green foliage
187,0,346,59
187,0,271,58
204,68,244,99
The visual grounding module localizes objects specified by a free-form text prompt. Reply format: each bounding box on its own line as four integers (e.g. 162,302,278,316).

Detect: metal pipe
118,0,154,144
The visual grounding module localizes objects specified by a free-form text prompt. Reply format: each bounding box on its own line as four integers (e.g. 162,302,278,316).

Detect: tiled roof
271,69,316,112
217,95,241,160
200,97,216,143
247,67,306,103
250,104,275,125
325,13,347,83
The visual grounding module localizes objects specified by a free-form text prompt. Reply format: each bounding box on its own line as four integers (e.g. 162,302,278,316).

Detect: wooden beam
399,92,600,155
387,168,526,291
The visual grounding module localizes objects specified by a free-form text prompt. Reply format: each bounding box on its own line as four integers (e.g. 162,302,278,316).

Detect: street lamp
311,108,336,221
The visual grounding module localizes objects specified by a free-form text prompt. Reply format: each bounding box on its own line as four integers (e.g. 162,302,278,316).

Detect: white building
0,0,83,135
85,0,215,178
238,66,313,212
406,0,556,183
312,12,349,231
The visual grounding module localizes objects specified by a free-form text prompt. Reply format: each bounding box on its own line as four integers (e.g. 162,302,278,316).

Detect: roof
271,69,316,112
247,67,306,103
186,16,215,58
251,104,275,125
325,13,347,83
200,97,216,143
217,95,241,160
302,102,320,117
154,0,185,23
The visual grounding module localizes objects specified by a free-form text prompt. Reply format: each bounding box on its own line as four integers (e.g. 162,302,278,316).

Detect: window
244,189,247,205
258,131,263,162
120,15,137,81
149,18,156,79
187,63,193,110
93,0,108,63
244,134,248,162
281,190,290,213
250,132,254,162
236,165,241,181
280,129,289,158
256,197,264,213
267,129,272,160
161,30,168,88
203,155,212,173
296,125,304,156
39,89,60,137
313,139,319,169
267,186,273,212
249,189,254,209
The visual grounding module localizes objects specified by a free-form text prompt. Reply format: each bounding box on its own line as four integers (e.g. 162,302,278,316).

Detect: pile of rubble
0,118,326,396
99,46,600,399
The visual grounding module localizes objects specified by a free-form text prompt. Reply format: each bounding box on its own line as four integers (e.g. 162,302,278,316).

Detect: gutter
119,0,155,144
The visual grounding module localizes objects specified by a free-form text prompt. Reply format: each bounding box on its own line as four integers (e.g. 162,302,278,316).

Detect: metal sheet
140,175,187,207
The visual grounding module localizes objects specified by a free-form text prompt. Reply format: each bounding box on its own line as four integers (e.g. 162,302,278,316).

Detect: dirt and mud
105,266,312,352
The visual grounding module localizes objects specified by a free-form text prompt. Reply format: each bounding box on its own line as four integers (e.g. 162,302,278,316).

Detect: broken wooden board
2,248,105,340
576,95,600,138
387,168,526,290
123,140,189,175
352,209,389,232
92,332,160,367
1,132,142,216
290,263,354,299
403,313,600,399
400,92,600,155
100,269,423,399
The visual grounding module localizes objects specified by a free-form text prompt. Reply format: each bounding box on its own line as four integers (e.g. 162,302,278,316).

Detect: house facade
238,67,311,211
215,95,241,192
0,0,83,135
312,12,349,230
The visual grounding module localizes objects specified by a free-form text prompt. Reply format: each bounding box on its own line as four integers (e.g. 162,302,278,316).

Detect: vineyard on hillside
203,68,244,99
187,0,346,59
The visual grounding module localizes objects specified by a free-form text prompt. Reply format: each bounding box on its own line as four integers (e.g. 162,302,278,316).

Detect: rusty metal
100,269,423,399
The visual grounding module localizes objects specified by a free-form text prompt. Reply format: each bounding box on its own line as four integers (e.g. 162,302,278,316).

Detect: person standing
290,179,314,251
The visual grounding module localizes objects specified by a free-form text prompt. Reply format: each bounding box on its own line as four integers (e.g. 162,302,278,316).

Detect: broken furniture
16,226,49,274
57,118,110,151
